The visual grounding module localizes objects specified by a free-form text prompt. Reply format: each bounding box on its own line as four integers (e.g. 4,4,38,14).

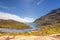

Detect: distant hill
34,8,60,25
0,19,30,29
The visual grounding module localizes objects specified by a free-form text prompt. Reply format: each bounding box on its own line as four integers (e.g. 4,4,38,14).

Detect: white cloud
0,5,16,10
0,5,9,9
0,12,35,23
37,0,45,5
23,17,34,22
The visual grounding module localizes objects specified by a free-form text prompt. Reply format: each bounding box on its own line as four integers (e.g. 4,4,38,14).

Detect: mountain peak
34,8,60,25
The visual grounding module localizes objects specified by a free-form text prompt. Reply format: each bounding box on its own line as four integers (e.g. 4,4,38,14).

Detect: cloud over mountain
0,12,35,23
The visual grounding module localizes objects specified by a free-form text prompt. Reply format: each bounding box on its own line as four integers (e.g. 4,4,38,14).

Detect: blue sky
0,0,60,22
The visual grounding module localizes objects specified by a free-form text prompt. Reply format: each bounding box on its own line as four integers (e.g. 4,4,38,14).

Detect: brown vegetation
0,19,30,29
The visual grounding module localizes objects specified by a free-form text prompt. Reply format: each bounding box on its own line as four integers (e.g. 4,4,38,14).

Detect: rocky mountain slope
34,8,60,25
31,8,60,36
0,19,30,29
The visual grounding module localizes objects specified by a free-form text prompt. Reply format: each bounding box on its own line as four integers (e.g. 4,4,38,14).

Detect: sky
0,0,60,23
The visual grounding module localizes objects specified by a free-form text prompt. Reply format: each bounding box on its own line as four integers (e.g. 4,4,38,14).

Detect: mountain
29,8,60,36
34,8,60,26
0,19,30,29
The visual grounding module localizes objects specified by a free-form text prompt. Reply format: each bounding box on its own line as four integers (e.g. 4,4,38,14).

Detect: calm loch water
0,23,39,32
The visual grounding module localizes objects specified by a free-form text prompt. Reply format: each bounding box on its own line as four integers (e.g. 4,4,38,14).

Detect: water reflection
0,23,39,32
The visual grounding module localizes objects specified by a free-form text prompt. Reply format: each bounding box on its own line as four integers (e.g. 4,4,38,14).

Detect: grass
0,20,31,29
0,23,60,36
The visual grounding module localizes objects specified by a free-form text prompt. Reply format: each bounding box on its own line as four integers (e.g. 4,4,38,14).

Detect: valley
0,8,60,36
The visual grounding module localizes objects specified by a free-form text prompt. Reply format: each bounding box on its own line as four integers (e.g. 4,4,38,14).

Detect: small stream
0,23,39,32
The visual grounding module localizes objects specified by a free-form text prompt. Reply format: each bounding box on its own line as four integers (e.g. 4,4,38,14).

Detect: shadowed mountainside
31,8,60,36
34,8,60,25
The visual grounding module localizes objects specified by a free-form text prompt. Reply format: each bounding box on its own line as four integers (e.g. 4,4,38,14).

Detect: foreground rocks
0,36,60,40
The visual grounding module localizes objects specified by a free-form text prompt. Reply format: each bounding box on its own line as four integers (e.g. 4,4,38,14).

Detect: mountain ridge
0,19,30,29
34,8,60,25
